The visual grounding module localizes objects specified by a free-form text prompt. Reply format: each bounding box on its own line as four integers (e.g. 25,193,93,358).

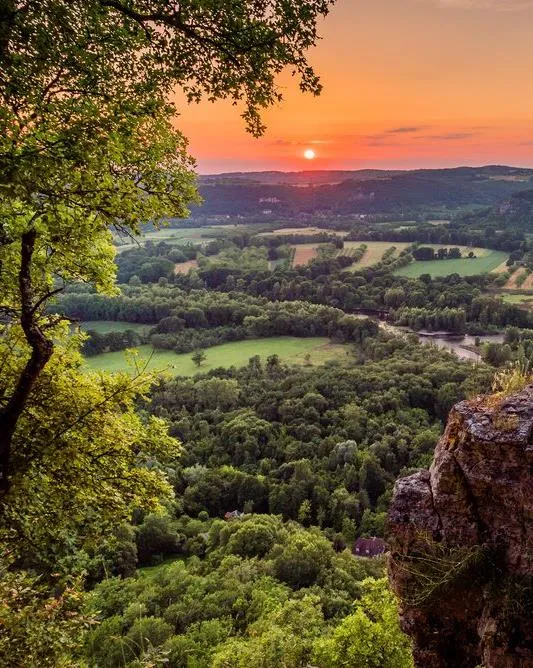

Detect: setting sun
304,148,316,160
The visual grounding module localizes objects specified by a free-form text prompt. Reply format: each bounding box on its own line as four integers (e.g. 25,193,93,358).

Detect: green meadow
500,293,533,305
395,250,508,278
84,337,350,376
114,223,268,251
114,226,221,251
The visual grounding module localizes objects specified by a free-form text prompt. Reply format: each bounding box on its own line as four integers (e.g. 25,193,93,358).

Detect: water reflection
421,333,504,361
381,321,504,361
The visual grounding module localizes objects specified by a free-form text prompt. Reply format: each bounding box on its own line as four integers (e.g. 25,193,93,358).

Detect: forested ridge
193,167,533,216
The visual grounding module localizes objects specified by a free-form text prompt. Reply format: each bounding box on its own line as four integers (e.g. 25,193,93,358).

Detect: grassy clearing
80,321,152,335
114,226,225,251
138,557,184,578
84,337,349,376
174,259,198,274
269,258,289,270
395,250,508,278
500,293,533,305
258,226,347,237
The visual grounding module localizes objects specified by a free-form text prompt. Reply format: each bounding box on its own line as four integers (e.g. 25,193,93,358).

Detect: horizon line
197,163,531,176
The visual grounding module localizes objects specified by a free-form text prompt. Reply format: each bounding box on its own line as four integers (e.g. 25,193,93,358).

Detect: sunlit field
343,241,412,269
84,337,350,376
395,249,508,278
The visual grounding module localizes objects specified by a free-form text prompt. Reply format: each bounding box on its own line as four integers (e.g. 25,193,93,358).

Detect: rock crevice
388,386,533,667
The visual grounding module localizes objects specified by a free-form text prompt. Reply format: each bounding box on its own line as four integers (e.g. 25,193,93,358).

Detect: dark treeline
82,329,143,356
59,258,532,342
170,261,532,332
345,218,525,252
394,307,467,334
250,231,344,249
412,246,463,261
59,288,379,354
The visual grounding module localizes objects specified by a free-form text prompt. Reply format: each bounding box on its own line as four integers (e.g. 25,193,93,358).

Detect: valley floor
84,336,350,376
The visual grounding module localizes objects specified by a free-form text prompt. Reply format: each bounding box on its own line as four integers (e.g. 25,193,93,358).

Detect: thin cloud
364,128,480,146
425,0,533,10
365,126,427,146
421,132,477,141
271,139,297,146
386,126,426,134
271,138,334,147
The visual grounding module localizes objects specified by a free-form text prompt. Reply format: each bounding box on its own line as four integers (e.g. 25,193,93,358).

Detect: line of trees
412,246,464,261
68,289,380,355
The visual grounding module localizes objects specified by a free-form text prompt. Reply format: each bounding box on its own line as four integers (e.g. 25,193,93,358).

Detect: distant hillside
199,169,401,186
456,187,533,233
194,166,533,217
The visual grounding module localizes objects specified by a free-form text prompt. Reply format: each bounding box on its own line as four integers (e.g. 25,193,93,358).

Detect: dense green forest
85,517,411,668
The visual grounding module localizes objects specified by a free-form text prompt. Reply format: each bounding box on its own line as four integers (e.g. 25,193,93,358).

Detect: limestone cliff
388,386,533,667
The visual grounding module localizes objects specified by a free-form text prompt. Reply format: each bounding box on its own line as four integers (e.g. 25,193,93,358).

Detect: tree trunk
0,230,53,493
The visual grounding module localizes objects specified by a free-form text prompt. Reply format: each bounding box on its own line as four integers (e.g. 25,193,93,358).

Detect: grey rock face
388,386,533,667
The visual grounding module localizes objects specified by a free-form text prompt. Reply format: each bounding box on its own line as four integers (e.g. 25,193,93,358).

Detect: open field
343,241,413,269
114,226,226,251
84,337,350,376
492,259,511,274
174,259,198,274
504,267,525,288
258,226,347,237
80,321,152,335
499,293,533,305
520,272,533,289
503,267,533,290
395,249,508,278
292,243,321,266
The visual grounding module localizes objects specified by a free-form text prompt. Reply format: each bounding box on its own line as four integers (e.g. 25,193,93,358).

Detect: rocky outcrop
388,386,533,668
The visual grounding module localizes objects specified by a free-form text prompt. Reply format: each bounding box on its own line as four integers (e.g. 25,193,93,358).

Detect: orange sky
175,0,533,173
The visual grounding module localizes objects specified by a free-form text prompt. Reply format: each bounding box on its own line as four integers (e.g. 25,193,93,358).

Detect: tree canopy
0,0,334,490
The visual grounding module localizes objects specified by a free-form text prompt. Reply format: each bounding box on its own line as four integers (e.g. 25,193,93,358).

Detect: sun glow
304,148,316,160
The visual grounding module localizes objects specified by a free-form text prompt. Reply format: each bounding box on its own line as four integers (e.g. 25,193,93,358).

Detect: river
379,321,504,361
